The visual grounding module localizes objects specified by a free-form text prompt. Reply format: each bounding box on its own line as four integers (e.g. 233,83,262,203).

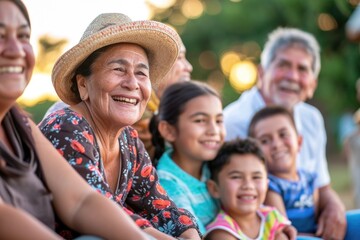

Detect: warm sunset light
229,60,257,92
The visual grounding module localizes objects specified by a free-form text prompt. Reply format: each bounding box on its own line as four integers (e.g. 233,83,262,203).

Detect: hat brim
52,20,180,105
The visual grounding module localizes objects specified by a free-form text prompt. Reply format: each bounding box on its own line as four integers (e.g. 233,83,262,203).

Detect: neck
171,151,203,180
72,102,122,163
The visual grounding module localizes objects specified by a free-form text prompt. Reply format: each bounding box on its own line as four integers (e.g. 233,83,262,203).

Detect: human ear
76,74,89,101
158,121,177,142
297,135,303,153
207,179,221,199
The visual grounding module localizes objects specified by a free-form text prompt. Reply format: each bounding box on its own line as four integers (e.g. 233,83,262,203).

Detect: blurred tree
149,0,360,151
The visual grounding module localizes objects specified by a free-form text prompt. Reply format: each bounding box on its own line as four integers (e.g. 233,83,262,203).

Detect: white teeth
239,195,255,200
112,96,137,105
203,141,217,146
279,81,300,92
0,66,23,74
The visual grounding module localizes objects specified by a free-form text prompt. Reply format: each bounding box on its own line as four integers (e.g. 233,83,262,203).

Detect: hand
274,231,289,240
281,225,297,240
316,197,346,239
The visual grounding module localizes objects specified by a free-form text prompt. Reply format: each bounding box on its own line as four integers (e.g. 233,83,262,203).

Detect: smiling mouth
0,66,24,74
279,81,300,93
112,96,138,105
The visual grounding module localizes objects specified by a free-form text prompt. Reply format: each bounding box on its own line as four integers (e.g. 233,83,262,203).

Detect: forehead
181,94,222,115
254,114,295,135
221,153,266,172
99,43,148,61
0,1,28,26
274,45,313,64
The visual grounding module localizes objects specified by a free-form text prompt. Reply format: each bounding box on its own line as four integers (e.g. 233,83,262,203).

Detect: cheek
141,80,152,101
25,45,35,71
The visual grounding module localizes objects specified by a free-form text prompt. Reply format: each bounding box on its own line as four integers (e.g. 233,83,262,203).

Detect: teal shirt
157,150,219,234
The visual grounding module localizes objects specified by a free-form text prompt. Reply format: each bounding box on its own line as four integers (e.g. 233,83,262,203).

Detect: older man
224,27,346,239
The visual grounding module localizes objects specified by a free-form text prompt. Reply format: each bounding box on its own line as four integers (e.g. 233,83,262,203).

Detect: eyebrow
0,23,29,30
189,112,223,118
108,59,149,70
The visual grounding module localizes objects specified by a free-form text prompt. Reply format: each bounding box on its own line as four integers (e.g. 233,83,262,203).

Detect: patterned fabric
38,108,198,238
223,87,330,188
268,170,317,233
205,206,291,240
157,149,219,234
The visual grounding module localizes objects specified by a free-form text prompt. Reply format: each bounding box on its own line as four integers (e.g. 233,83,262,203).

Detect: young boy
248,105,319,235
204,138,293,240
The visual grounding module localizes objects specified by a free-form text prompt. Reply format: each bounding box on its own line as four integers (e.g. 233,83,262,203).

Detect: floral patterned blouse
39,108,198,238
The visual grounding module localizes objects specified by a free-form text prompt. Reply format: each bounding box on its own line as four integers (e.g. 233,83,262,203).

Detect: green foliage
21,100,56,124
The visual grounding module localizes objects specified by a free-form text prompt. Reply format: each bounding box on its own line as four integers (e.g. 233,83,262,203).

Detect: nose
121,72,140,90
241,177,255,190
284,66,300,81
184,58,193,74
270,135,282,150
206,120,220,136
3,36,26,58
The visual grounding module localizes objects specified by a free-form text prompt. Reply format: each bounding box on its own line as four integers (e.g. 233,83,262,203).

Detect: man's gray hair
260,27,321,77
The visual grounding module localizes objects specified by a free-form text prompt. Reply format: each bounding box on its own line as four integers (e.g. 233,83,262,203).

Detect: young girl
204,138,293,240
150,81,225,234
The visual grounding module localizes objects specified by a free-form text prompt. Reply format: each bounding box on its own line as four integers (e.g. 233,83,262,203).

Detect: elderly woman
0,0,151,239
39,12,200,240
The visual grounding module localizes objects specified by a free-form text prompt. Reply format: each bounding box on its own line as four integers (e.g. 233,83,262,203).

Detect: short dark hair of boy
248,105,297,138
208,138,266,182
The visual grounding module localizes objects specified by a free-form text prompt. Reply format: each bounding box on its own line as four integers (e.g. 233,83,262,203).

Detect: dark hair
69,45,112,103
5,0,31,28
150,81,220,166
248,105,297,138
208,138,266,182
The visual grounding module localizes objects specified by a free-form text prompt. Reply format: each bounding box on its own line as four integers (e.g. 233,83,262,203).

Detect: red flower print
70,140,85,153
131,195,141,201
105,192,112,198
57,149,64,156
135,219,150,227
153,216,158,223
47,117,56,125
179,215,192,225
156,183,166,195
53,124,61,130
126,179,133,192
130,129,138,138
82,131,94,144
163,211,171,218
115,194,123,202
132,145,137,156
76,157,82,164
123,207,133,215
72,118,78,125
149,175,155,182
141,165,152,178
152,199,171,210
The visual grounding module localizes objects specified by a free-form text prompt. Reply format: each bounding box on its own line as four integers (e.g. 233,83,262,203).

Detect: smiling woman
38,12,201,240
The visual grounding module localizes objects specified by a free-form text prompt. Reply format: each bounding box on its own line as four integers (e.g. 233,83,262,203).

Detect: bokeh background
21,0,360,209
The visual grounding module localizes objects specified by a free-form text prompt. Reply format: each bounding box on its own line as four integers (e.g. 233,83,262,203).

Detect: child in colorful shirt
248,105,319,235
204,138,293,240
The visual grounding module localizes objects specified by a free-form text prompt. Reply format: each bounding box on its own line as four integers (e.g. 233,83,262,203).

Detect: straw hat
52,13,181,105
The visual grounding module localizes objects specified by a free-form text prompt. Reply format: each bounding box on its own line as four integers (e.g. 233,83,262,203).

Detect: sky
20,0,152,105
